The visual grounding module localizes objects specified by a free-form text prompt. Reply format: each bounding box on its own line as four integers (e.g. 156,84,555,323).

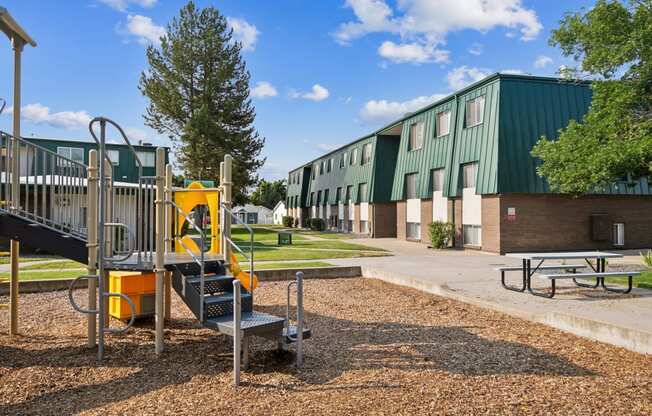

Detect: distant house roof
233,204,272,214
272,200,285,212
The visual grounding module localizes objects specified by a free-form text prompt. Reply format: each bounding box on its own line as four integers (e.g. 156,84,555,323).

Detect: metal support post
164,164,172,320
87,150,99,347
155,148,166,354
296,271,304,368
233,279,242,386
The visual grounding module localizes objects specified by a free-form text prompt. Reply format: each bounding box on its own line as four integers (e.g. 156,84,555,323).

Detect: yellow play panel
173,181,220,255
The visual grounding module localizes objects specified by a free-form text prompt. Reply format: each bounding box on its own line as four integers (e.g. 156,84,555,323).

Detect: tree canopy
250,179,286,209
531,0,652,194
139,1,265,204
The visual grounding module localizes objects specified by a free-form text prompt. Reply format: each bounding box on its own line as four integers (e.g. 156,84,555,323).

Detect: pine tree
139,1,265,204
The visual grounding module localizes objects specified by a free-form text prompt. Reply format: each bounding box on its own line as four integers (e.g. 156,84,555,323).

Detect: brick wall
372,202,397,238
353,204,361,233
452,198,463,248
481,195,501,253
343,204,349,232
420,199,433,245
396,200,406,240
498,193,652,253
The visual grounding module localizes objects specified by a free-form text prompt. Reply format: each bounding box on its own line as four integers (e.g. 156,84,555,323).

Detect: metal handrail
104,222,136,262
167,199,206,321
221,203,254,298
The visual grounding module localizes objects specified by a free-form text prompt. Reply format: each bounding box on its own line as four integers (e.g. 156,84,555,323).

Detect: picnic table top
505,251,624,260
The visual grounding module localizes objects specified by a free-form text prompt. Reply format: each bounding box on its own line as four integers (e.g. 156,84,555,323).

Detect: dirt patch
1,278,651,415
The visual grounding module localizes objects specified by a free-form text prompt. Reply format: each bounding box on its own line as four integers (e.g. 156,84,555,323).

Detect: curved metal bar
68,275,99,315
104,222,136,262
89,117,143,170
103,292,137,334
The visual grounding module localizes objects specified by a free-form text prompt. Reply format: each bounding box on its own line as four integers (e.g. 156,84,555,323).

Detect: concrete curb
360,266,652,355
0,266,362,295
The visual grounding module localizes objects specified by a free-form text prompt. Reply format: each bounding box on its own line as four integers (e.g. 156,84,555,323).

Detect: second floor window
350,148,358,165
136,151,156,167
336,187,342,203
432,168,445,192
408,122,424,151
436,111,451,137
465,96,485,127
328,158,333,172
462,162,478,188
57,146,84,166
361,143,372,165
358,183,368,203
345,185,353,201
405,173,418,199
107,149,120,166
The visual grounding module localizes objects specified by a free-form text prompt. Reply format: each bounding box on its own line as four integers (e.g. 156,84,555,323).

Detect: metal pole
97,121,107,361
154,148,165,354
164,163,172,320
9,37,24,337
219,161,225,256
87,150,99,348
223,155,232,262
233,279,241,386
296,271,304,368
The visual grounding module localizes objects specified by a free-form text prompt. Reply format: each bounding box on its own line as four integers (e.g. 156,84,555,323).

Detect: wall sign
507,207,516,221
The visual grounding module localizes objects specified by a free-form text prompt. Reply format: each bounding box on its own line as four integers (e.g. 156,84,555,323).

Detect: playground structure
0,10,308,386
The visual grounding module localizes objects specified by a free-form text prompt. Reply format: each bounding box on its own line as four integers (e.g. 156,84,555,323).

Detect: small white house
233,204,273,225
272,201,286,225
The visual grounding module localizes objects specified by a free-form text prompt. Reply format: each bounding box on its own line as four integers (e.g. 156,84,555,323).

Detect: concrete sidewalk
331,238,652,354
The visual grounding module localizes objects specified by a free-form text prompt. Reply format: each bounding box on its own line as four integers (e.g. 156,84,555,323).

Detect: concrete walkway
330,238,652,354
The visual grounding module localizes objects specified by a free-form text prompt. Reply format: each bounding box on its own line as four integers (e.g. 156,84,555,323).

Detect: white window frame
350,148,358,165
406,222,421,240
56,146,84,166
361,143,372,165
432,168,444,192
463,224,481,246
358,183,368,203
436,110,451,137
462,162,478,189
465,96,485,128
613,222,625,247
408,122,424,151
107,149,120,166
136,151,156,168
405,173,418,199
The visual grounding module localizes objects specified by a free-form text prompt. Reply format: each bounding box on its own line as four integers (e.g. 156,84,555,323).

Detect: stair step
203,292,253,318
186,274,233,285
204,311,285,336
186,274,235,294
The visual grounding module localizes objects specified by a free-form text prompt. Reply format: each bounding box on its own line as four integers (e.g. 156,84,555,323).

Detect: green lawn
21,260,85,270
239,239,386,252
1,270,84,281
246,261,333,270
231,226,307,242
234,246,389,262
605,270,652,290
0,256,60,265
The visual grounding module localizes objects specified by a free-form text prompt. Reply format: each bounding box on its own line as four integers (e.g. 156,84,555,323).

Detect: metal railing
286,271,304,367
221,203,254,298
0,131,90,239
167,199,206,321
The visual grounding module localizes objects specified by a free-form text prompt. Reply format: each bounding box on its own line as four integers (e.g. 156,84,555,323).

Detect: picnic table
499,251,638,298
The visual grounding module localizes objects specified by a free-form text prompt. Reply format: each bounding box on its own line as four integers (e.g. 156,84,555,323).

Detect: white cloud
316,143,343,152
334,0,543,61
446,65,491,90
378,41,449,64
227,17,260,51
121,14,165,45
251,81,278,99
500,68,526,75
5,103,92,130
534,55,553,68
289,84,330,102
100,0,157,12
360,93,447,123
468,42,483,55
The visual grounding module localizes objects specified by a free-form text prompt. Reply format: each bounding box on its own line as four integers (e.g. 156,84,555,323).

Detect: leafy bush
427,221,455,249
641,250,652,268
282,216,294,228
309,218,325,231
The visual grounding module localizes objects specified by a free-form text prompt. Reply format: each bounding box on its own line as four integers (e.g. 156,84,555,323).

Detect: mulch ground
0,278,651,415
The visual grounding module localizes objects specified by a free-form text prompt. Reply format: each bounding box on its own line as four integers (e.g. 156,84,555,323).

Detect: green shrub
309,218,325,231
641,250,652,267
282,216,294,227
427,221,455,249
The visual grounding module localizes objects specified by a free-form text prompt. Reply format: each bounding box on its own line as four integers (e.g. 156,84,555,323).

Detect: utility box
590,213,610,241
278,232,292,246
109,271,156,320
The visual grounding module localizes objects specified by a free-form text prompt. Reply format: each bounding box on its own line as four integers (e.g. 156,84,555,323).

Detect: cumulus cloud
500,69,526,75
534,55,553,68
333,0,542,62
119,14,165,45
251,81,278,99
5,103,92,130
289,84,330,102
446,65,491,90
378,41,449,64
468,42,483,55
360,93,447,123
100,0,157,12
227,17,260,51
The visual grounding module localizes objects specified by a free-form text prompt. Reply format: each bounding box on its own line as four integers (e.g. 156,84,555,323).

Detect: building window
136,151,156,168
56,146,84,165
348,220,353,232
463,224,481,246
341,152,347,168
405,173,418,199
345,185,353,202
323,189,329,205
336,187,342,203
613,223,625,247
408,122,424,151
465,96,485,128
317,190,322,206
407,222,420,240
360,220,369,234
320,161,325,175
107,149,120,166
328,158,333,172
436,110,451,137
310,192,315,206
432,168,444,192
361,143,372,165
462,162,478,188
358,183,368,203
312,166,316,179
350,148,358,165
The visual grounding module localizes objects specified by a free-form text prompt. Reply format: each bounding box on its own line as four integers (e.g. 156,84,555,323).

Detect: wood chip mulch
0,278,651,415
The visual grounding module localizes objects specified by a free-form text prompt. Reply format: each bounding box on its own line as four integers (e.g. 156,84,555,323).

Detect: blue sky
0,0,595,181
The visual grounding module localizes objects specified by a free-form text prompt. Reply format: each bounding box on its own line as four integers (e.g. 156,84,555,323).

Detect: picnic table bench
500,251,638,298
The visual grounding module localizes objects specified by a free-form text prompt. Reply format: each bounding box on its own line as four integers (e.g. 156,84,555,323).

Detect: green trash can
278,232,292,246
